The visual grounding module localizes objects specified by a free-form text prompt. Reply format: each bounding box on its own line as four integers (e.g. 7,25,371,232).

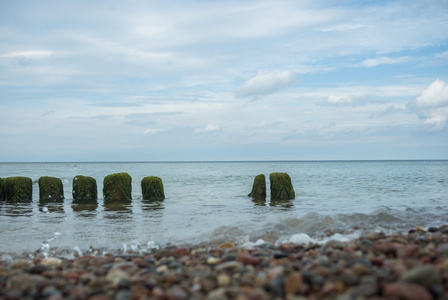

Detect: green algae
141,176,165,200
103,172,132,201
248,174,266,199
38,176,64,201
4,177,33,202
0,178,5,201
270,172,295,200
72,175,97,201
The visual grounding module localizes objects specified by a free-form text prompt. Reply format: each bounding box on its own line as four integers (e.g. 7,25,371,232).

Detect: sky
1,0,447,162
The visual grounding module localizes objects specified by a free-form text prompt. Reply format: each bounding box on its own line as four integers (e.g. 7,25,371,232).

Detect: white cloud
143,128,164,135
1,50,54,58
326,94,378,107
407,79,448,130
410,79,448,109
194,124,222,134
236,71,295,98
361,56,411,67
318,23,365,32
327,95,356,106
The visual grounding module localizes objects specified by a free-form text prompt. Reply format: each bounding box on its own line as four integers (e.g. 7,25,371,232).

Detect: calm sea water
0,160,447,255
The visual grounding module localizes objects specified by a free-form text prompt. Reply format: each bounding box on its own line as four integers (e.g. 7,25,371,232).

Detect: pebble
0,225,447,299
399,265,441,287
105,268,130,288
236,254,259,266
384,282,433,300
207,257,221,265
284,272,302,296
218,242,235,249
41,257,62,266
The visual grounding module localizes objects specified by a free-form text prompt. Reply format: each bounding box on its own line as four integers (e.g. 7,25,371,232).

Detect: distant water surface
0,160,447,254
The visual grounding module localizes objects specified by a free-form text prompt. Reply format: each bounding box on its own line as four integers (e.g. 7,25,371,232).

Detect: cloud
326,94,378,107
370,105,404,118
410,79,448,109
1,50,55,58
317,23,366,32
236,71,295,98
361,56,411,67
407,79,448,130
143,128,164,135
194,124,222,134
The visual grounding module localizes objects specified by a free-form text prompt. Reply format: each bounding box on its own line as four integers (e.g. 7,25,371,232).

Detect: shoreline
1,226,447,299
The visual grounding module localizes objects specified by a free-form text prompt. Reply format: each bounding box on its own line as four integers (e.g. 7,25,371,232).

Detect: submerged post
103,172,132,201
73,175,98,201
38,176,64,201
4,176,33,202
0,178,5,201
270,172,295,200
141,176,165,200
248,174,266,199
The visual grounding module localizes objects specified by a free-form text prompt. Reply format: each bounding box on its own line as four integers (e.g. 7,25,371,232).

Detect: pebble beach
1,226,447,300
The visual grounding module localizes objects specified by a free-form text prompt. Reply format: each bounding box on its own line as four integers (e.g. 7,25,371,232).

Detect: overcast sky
1,0,447,162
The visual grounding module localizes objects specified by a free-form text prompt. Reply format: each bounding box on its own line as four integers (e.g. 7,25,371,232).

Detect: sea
0,160,447,257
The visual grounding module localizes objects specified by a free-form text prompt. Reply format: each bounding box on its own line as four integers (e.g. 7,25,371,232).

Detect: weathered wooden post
73,175,97,201
38,176,64,201
270,172,295,200
248,174,266,199
103,172,132,201
0,178,6,201
4,177,33,202
141,176,165,200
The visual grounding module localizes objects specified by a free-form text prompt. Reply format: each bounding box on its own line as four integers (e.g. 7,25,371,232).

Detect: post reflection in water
103,200,132,219
1,202,33,217
141,200,164,211
39,201,65,213
72,200,98,217
252,199,267,207
270,199,294,210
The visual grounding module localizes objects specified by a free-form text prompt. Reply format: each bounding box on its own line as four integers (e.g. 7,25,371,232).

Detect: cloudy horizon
1,0,447,162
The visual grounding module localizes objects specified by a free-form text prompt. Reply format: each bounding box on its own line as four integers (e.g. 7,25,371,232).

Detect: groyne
0,174,165,202
1,172,294,202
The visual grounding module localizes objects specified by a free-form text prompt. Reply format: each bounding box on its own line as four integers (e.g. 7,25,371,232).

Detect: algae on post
0,178,6,201
141,176,165,200
248,174,266,199
38,176,64,201
73,175,98,201
270,172,295,200
103,172,132,201
4,177,33,202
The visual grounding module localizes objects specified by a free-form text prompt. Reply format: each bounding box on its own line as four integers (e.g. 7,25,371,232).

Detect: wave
188,206,448,248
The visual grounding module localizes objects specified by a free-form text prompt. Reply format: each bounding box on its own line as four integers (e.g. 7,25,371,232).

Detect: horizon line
1,158,447,164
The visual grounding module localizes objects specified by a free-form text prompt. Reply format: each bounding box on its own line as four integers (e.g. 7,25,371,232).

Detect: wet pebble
0,225,447,299
384,282,433,300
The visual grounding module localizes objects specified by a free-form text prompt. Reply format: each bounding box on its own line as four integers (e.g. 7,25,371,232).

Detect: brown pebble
399,265,441,287
219,242,235,249
236,254,259,266
384,282,433,300
89,295,110,300
215,261,243,272
10,259,32,270
210,248,223,257
106,268,131,288
173,247,189,257
284,272,302,296
63,271,80,282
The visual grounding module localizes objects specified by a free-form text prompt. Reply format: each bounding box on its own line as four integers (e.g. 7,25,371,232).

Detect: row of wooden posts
0,172,295,202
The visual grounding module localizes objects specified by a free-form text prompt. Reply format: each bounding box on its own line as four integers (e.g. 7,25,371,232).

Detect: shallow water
1,160,447,254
